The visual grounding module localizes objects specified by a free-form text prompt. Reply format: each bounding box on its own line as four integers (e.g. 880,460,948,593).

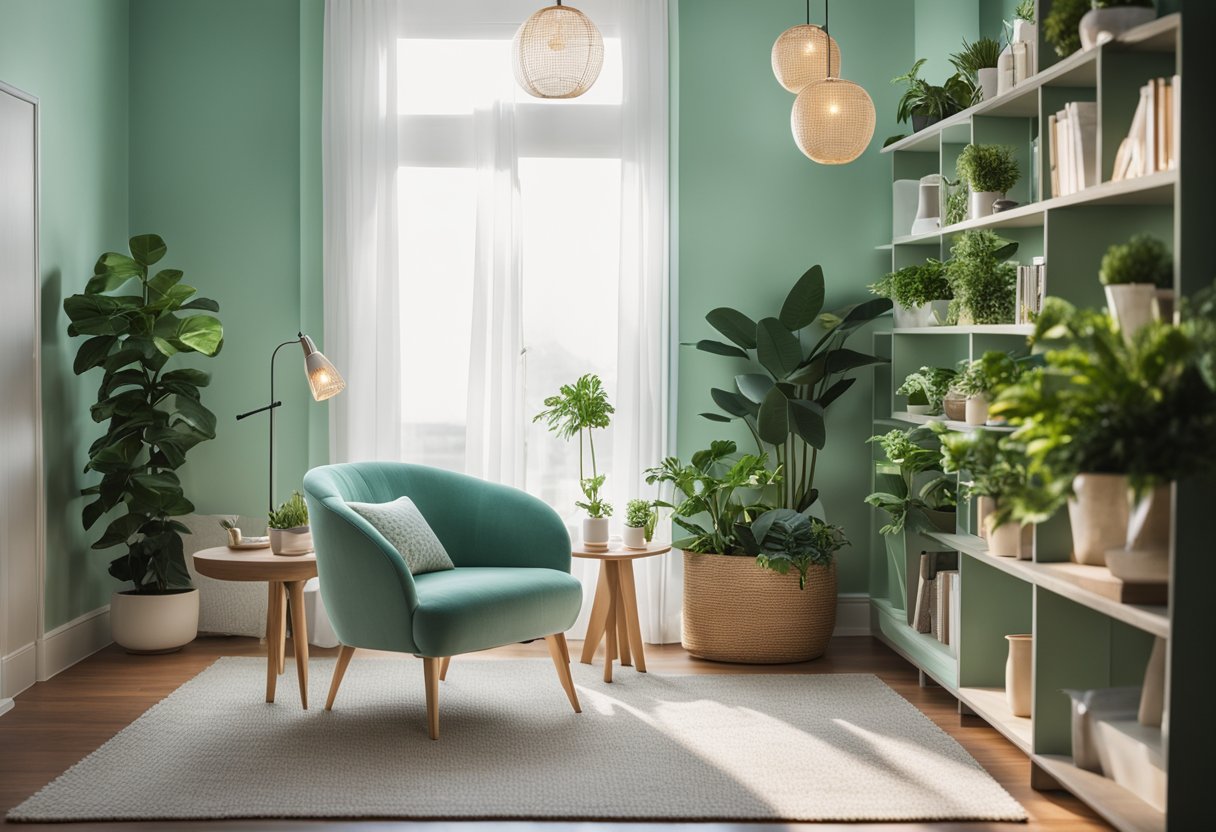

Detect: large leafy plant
864,426,956,535
692,265,892,512
932,425,1050,526
891,59,973,126
735,509,848,590
65,234,224,594
534,374,615,518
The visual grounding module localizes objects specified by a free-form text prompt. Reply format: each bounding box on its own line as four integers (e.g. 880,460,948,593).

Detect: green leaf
87,253,142,293
72,336,117,375
176,315,224,355
992,241,1019,261
788,399,827,449
179,297,220,312
831,297,895,331
694,339,749,359
102,347,143,373
161,368,211,387
64,293,120,322
816,377,858,409
757,387,790,445
153,336,179,356
129,234,167,266
699,412,732,422
93,512,146,550
86,433,143,474
826,348,889,373
787,356,826,386
705,307,758,350
779,265,826,330
82,498,108,532
735,373,774,404
172,395,217,438
756,317,804,379
147,269,183,296
711,387,757,417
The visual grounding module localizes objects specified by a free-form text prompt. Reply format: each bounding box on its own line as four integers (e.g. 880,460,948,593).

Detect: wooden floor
0,635,1110,832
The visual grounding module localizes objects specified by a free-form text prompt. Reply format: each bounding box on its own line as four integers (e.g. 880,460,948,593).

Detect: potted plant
219,516,241,547
892,59,972,132
937,427,1033,555
869,259,951,328
63,234,224,653
1044,0,1090,56
950,37,1003,102
268,491,313,556
943,177,969,227
952,351,1022,426
896,366,957,415
534,373,615,550
1080,0,1156,50
945,230,1019,325
1099,233,1174,342
623,498,657,549
956,144,1020,219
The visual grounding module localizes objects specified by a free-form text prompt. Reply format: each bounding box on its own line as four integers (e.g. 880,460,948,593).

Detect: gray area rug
9,658,1025,823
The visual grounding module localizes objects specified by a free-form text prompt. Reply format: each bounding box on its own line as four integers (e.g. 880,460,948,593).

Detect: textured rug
9,658,1025,823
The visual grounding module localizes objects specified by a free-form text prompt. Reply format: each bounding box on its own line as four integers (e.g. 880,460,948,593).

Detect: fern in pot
1099,233,1174,343
950,36,1003,103
64,234,224,653
956,144,1020,219
869,258,951,328
268,491,312,556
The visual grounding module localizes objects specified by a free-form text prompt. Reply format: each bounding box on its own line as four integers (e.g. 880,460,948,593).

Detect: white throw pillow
347,497,455,575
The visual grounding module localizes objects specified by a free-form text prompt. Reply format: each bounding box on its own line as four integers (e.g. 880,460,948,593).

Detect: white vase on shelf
1067,473,1130,566
969,190,1002,220
1080,7,1156,50
977,67,999,101
1005,634,1033,717
964,394,988,426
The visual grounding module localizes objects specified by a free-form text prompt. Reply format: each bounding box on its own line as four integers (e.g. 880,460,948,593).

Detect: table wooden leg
278,583,287,675
616,579,632,667
265,581,283,703
580,561,611,665
619,560,647,673
286,580,309,709
602,562,620,683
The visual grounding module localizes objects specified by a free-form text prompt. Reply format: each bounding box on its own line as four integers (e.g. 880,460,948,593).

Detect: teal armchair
302,462,583,739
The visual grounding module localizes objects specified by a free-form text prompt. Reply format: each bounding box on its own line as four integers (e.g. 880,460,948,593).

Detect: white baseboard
1,641,37,699
834,593,872,637
36,605,111,682
0,697,13,717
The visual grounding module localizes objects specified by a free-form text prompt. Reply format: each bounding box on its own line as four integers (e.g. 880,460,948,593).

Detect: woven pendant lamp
513,2,604,99
790,1,875,165
772,24,840,93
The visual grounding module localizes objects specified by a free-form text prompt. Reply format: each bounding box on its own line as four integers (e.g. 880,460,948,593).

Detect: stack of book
1048,101,1098,197
1112,75,1180,182
913,551,960,652
1015,256,1046,324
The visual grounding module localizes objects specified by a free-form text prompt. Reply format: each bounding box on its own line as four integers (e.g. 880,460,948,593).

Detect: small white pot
269,526,313,556
893,301,948,328
987,521,1023,558
1105,283,1167,344
582,517,609,551
1080,7,1156,50
905,403,933,415
970,190,1002,220
1106,484,1172,584
1005,634,1033,718
977,67,999,101
111,588,199,654
1067,473,1130,566
964,394,989,426
622,525,647,550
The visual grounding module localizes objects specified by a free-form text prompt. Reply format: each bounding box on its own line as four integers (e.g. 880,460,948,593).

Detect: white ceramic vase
226,527,242,547
622,525,647,550
1080,7,1156,50
110,588,199,653
970,190,1002,220
269,526,313,556
582,517,609,552
964,394,989,426
1005,634,1033,718
910,176,941,236
1106,484,1172,584
1105,284,1175,344
1067,473,1130,566
977,67,999,101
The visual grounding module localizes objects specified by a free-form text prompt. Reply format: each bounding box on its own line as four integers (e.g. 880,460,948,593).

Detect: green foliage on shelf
945,230,1019,325
1093,0,1153,8
691,264,891,513
950,38,1003,104
869,259,952,308
735,510,848,590
943,178,969,227
534,373,615,518
897,366,958,412
1099,233,1173,287
864,426,957,535
268,491,309,530
951,351,1025,397
891,59,973,126
1043,0,1088,56
932,426,1050,525
1015,0,1035,22
64,233,224,594
956,144,1021,194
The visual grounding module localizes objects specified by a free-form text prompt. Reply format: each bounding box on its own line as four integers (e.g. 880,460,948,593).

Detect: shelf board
890,411,1015,433
891,324,1033,335
871,598,957,689
1033,754,1164,832
957,686,1033,754
926,532,1170,639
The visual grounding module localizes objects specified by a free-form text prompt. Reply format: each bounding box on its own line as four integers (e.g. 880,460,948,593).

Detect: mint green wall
915,0,980,80
674,0,914,593
980,0,1022,41
0,0,131,629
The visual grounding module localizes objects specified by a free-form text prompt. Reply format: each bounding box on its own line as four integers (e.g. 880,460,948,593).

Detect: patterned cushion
347,497,455,575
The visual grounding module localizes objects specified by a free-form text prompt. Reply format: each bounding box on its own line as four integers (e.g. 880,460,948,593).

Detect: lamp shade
791,77,876,165
299,336,346,401
771,25,841,93
513,4,603,99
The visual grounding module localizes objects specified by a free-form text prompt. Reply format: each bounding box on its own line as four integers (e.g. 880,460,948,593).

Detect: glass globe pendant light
791,0,875,165
771,0,840,93
513,1,604,99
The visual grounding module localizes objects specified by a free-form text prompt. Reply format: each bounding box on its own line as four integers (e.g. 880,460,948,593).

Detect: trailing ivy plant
65,234,224,594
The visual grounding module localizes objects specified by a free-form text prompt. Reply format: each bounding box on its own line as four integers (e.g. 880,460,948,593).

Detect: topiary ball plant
956,144,1020,195
1099,234,1173,287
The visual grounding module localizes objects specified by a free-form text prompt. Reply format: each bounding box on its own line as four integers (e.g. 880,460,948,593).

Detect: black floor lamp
236,333,346,513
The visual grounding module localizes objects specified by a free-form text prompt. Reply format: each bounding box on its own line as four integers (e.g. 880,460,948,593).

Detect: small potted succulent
956,144,1020,219
219,516,242,547
896,366,957,415
1099,233,1174,342
869,259,952,328
623,498,657,549
268,491,313,556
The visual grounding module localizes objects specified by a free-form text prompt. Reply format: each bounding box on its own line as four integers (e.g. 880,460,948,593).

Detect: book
935,570,958,646
1071,101,1098,190
948,571,962,656
914,551,959,635
1171,74,1181,169
1047,114,1060,196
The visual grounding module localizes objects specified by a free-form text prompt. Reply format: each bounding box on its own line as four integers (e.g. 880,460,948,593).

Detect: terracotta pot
581,517,609,552
1080,6,1156,50
270,526,313,556
965,394,989,426
1005,634,1033,717
682,551,837,664
110,588,199,654
1067,474,1129,566
943,392,967,422
622,525,647,549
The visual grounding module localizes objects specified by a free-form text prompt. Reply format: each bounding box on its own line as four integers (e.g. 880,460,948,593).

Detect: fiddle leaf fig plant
534,373,615,518
65,234,224,594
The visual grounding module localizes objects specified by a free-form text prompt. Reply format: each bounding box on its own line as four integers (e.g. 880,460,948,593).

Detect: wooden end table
192,546,318,708
573,541,671,683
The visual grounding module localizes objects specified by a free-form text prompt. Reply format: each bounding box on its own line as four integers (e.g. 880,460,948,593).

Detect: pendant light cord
823,0,830,78
805,0,810,25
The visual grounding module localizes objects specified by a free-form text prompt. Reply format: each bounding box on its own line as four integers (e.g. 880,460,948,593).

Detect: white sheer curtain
322,0,404,463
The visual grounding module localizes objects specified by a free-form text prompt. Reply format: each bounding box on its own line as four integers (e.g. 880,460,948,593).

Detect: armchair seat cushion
411,567,582,656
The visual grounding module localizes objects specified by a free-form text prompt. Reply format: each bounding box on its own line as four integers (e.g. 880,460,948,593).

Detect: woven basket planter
681,551,837,664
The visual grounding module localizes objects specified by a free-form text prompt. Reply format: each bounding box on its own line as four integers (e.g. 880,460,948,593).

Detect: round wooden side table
572,541,671,683
192,546,318,708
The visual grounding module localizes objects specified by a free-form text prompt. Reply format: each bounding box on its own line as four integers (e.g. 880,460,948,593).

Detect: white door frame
0,79,45,715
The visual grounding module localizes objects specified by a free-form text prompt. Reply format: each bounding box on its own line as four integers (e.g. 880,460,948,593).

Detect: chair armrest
436,479,572,572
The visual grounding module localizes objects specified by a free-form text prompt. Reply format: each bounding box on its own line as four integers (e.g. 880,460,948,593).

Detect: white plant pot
1065,687,1141,772
977,67,999,101
1013,19,1037,45
969,190,1002,220
622,525,647,550
1067,473,1130,566
987,521,1023,558
1105,283,1169,343
964,394,989,426
1005,634,1033,718
1106,484,1172,584
110,588,199,654
1080,7,1156,50
905,403,933,415
997,46,1014,95
582,517,609,552
269,526,314,556
976,495,995,539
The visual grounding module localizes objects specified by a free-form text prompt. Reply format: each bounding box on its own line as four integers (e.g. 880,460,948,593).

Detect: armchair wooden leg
325,645,356,711
439,656,451,681
544,633,582,714
422,657,441,740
